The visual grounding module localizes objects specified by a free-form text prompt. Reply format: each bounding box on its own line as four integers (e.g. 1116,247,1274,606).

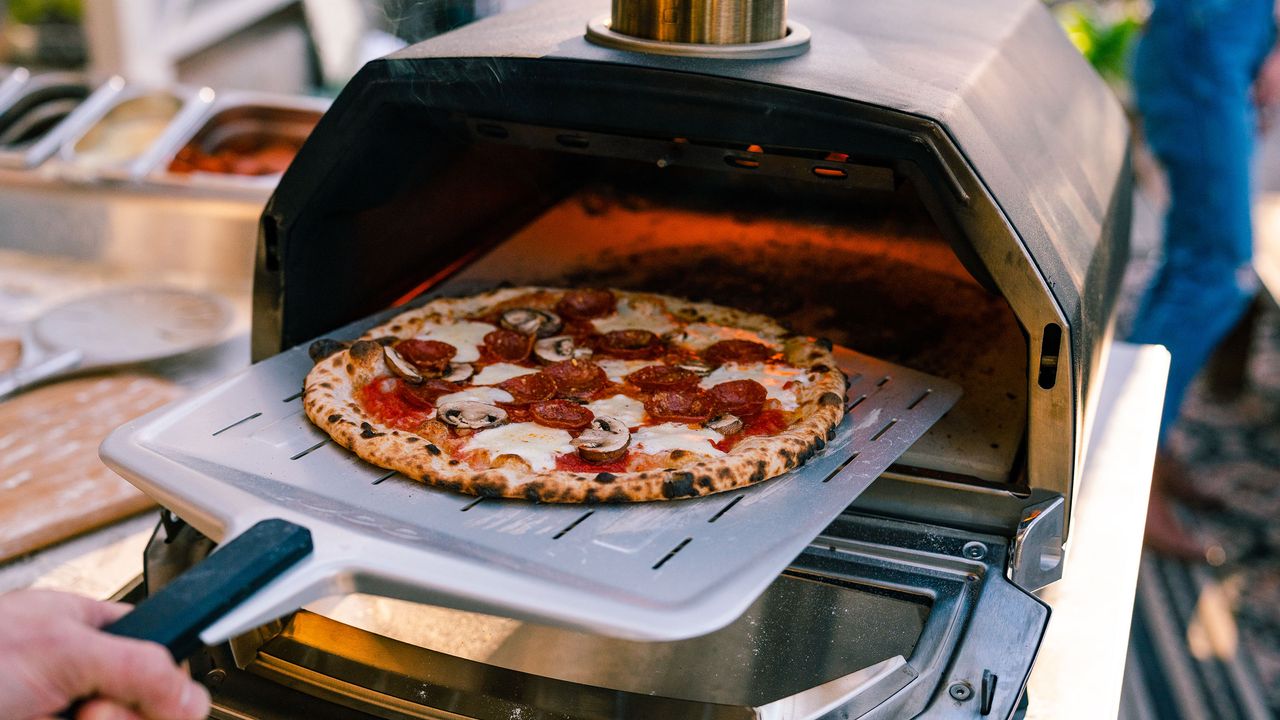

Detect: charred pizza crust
303,287,846,502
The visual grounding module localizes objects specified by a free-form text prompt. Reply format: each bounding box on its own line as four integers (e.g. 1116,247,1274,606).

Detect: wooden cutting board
0,339,19,373
0,374,182,562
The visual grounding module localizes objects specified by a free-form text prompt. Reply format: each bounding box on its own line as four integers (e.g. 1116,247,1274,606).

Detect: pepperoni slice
703,339,773,366
555,289,616,319
483,329,532,362
498,372,557,404
644,388,715,423
498,403,533,423
599,329,663,359
530,400,595,430
708,379,768,417
396,339,457,372
543,359,608,394
396,378,460,408
627,364,699,392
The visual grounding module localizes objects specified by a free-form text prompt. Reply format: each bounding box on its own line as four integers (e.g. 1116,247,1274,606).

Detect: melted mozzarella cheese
436,386,514,406
413,320,495,363
471,363,537,386
632,423,726,457
463,422,574,472
595,359,659,383
585,394,647,428
700,362,813,410
669,323,779,351
591,297,677,336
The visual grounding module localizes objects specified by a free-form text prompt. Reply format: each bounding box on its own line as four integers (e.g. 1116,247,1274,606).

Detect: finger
63,633,209,720
76,699,145,720
6,590,132,628
88,601,134,628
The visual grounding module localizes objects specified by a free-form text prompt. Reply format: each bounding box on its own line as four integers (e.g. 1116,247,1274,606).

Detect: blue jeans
1129,0,1274,443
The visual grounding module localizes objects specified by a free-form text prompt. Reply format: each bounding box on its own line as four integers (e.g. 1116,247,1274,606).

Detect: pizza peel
78,302,959,716
0,286,233,400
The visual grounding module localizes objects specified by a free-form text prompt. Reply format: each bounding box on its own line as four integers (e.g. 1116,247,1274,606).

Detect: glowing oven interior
314,117,1029,489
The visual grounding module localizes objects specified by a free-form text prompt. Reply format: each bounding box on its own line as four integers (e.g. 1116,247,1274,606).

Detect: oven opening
296,110,1028,488
272,569,933,708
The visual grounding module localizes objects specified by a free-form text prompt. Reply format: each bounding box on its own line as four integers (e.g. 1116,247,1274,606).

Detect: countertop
1026,342,1170,719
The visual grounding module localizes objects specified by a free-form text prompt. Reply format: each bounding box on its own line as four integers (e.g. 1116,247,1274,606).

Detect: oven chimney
609,0,787,45
586,0,809,58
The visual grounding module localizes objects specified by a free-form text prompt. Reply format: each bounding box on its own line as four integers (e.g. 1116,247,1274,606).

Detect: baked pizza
303,287,846,502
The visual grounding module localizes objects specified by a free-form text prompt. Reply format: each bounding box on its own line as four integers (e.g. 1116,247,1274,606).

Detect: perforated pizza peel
92,298,960,666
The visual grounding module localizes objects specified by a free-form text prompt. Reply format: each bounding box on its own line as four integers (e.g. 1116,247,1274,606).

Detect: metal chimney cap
586,15,810,59
612,0,786,44
586,0,808,59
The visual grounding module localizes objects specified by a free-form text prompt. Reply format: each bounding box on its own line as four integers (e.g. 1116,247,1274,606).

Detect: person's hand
0,590,210,720
1254,47,1280,132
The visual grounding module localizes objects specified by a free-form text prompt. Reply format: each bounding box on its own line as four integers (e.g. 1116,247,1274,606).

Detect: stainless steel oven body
129,0,1132,717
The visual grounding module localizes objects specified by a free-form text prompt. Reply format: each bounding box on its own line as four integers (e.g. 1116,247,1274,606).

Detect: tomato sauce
358,378,434,430
555,451,631,474
713,409,789,452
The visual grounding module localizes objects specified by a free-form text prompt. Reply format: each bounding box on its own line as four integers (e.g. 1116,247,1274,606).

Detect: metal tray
53,83,212,183
101,300,960,643
0,71,105,170
141,90,328,196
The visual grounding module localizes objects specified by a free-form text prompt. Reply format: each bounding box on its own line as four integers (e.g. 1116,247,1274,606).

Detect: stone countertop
1027,342,1170,719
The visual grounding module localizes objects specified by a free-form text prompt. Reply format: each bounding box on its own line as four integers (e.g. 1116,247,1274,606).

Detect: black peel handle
107,518,314,659
58,519,312,718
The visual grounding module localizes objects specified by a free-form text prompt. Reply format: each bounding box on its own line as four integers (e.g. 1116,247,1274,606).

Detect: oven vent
586,0,811,59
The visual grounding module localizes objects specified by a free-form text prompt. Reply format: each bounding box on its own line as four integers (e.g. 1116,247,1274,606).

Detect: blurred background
1048,2,1280,717
0,0,533,93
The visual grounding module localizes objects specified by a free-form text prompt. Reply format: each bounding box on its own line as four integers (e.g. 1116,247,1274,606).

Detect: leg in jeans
1129,0,1272,445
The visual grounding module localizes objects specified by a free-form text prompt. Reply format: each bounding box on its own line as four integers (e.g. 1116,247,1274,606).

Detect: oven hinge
1007,496,1065,591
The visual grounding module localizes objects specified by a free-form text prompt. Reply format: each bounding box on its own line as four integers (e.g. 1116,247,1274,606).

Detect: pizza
303,287,846,503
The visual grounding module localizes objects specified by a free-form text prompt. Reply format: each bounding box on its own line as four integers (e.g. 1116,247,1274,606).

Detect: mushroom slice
705,414,743,435
534,335,592,364
442,362,474,382
437,401,508,430
383,345,423,384
500,308,563,338
571,416,631,463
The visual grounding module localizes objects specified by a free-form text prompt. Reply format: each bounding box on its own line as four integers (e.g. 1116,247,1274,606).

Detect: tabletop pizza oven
124,0,1132,717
